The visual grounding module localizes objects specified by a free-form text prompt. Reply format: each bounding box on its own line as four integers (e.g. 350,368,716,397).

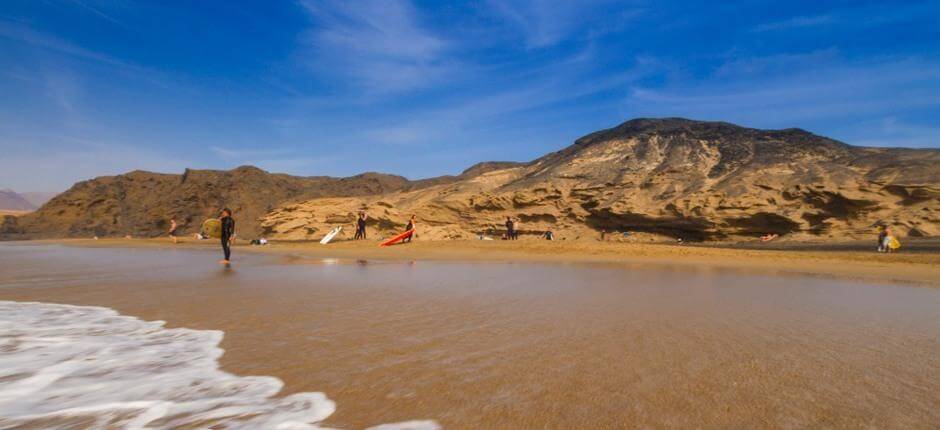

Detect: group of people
168,208,236,265
877,225,900,253
169,207,905,265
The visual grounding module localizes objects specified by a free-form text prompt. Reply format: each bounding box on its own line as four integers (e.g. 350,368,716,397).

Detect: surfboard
379,229,415,247
320,226,343,245
202,218,222,239
888,237,901,250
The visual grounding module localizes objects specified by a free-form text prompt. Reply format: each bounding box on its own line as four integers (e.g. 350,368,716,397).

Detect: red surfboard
379,229,415,247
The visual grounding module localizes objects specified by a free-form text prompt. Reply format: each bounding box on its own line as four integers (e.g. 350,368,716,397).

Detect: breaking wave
0,301,439,429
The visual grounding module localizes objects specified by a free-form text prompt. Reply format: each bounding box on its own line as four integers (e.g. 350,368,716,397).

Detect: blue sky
1,0,938,191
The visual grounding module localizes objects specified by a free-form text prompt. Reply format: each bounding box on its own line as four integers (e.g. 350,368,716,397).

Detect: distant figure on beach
877,225,900,253
168,218,178,244
505,216,517,240
877,225,889,252
600,230,607,241
403,215,416,243
354,212,368,240
219,208,235,265
543,229,554,241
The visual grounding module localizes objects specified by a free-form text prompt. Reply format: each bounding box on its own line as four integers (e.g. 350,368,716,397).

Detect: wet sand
1,242,939,428
41,237,940,286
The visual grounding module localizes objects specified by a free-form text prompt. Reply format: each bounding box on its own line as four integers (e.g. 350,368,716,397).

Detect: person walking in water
403,215,417,243
219,208,236,265
505,216,517,240
168,218,179,244
354,211,368,240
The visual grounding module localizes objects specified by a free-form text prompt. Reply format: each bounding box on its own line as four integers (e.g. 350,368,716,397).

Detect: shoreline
11,237,940,287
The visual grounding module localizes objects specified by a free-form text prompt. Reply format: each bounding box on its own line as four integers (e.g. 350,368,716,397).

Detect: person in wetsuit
219,208,235,265
403,215,416,243
355,212,367,240
505,216,517,240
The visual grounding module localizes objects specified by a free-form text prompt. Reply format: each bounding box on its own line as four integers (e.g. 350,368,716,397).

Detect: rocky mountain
0,189,36,211
260,118,940,242
1,166,457,239
20,191,58,208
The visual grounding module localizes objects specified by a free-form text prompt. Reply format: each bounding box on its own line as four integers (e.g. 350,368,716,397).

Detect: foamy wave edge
0,300,440,430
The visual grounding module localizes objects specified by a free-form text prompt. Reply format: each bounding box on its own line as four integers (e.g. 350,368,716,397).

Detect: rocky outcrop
260,118,940,242
1,166,452,239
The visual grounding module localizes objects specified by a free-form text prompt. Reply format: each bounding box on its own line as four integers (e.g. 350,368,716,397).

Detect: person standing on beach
168,218,178,244
355,212,368,240
403,215,416,243
505,216,517,240
219,208,235,265
877,225,889,252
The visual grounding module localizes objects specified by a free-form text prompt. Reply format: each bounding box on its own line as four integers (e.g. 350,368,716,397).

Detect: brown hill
260,118,940,242
0,189,36,211
1,166,453,239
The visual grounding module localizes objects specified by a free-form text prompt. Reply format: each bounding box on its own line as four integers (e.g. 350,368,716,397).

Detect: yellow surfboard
888,237,901,250
202,218,222,239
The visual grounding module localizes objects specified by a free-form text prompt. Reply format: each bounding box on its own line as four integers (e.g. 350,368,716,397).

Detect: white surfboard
319,226,342,244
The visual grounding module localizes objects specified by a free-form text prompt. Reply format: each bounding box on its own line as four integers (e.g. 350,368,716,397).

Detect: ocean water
1,243,939,428
0,300,438,430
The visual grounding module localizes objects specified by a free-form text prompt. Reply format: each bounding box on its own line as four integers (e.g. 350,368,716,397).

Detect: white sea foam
0,301,440,430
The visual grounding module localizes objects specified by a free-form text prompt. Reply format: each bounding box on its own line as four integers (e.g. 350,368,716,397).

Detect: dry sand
43,236,940,287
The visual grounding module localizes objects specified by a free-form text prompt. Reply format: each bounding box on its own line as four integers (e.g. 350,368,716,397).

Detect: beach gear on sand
320,226,342,244
379,229,415,247
202,219,222,239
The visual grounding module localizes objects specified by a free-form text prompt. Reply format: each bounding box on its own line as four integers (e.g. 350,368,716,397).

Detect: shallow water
1,243,938,428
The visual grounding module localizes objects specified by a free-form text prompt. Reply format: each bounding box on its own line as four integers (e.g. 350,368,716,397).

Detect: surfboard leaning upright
320,226,343,245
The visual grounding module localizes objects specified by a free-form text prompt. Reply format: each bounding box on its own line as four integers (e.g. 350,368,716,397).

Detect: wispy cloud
626,53,940,132
0,19,124,66
209,146,293,159
64,0,129,29
296,0,454,94
0,19,173,89
753,14,833,32
485,0,637,48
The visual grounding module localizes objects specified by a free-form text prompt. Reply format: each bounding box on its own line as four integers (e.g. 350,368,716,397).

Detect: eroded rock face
1,167,443,239
261,118,940,242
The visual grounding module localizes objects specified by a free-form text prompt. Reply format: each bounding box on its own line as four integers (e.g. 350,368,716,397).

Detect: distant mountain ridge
1,166,479,239
4,118,938,241
260,118,940,241
0,189,36,211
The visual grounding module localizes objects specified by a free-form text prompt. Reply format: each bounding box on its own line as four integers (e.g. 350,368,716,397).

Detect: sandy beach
2,239,939,428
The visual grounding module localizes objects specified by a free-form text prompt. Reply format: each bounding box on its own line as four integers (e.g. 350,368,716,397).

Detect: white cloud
626,54,940,129
297,0,455,94
753,14,833,32
485,0,634,48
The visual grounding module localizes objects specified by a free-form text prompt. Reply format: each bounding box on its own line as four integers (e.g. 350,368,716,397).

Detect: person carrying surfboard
877,225,889,252
219,208,235,265
403,215,416,243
